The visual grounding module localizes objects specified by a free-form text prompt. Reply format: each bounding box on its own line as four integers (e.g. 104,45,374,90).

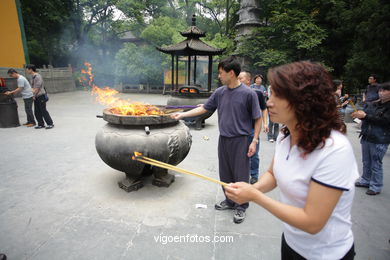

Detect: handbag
43,93,49,102
43,86,49,102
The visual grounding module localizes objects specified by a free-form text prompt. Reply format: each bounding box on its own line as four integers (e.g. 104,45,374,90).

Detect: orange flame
132,151,143,160
79,63,163,116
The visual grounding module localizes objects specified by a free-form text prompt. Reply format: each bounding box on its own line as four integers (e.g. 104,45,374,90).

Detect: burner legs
152,168,175,187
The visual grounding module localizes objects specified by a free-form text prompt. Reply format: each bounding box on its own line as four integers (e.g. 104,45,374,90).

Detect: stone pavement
0,91,389,260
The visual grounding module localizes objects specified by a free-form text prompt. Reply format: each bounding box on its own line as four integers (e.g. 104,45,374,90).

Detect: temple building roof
157,39,224,56
157,15,225,56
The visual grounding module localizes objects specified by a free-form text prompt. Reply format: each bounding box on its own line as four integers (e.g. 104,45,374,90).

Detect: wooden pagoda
157,15,225,92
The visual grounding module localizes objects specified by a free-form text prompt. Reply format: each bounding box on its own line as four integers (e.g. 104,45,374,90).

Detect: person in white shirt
5,69,36,127
225,61,358,260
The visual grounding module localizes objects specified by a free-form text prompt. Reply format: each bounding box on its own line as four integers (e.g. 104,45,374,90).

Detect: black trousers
34,95,53,126
218,135,250,210
281,233,355,260
23,97,35,124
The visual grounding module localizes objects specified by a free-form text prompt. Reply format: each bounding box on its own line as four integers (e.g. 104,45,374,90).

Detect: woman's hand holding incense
225,182,260,205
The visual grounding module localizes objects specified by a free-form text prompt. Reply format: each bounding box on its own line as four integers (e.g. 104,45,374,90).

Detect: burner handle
145,126,150,135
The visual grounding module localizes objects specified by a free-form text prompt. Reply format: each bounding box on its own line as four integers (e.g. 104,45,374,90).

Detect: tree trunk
226,0,230,35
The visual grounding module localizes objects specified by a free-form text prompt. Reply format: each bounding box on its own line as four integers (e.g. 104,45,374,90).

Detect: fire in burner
108,104,163,116
80,62,163,116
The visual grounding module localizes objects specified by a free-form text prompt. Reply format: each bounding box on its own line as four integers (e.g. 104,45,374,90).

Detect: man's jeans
268,119,279,141
360,139,389,192
23,97,35,124
247,134,260,179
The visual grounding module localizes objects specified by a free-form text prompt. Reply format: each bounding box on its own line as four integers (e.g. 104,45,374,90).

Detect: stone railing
121,83,165,94
0,65,76,94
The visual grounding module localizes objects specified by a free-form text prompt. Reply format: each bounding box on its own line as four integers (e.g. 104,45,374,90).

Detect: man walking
238,71,268,184
5,69,35,127
171,57,262,223
363,74,380,104
26,65,54,129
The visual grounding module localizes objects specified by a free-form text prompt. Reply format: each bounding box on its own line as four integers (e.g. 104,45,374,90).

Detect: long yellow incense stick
349,100,358,112
132,153,227,186
138,158,227,186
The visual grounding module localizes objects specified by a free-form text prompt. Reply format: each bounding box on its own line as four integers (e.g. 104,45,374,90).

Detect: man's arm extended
170,106,208,120
5,87,22,95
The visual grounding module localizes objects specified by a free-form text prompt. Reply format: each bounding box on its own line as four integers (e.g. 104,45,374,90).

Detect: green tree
140,17,186,46
238,0,327,75
113,1,237,85
114,16,186,85
237,0,390,92
21,0,73,66
343,0,390,90
115,43,164,84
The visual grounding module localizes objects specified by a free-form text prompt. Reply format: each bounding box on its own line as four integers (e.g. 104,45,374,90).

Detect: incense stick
133,155,227,186
349,100,358,112
137,157,227,186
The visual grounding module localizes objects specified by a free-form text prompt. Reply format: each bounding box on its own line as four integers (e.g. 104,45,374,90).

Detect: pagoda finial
191,14,196,26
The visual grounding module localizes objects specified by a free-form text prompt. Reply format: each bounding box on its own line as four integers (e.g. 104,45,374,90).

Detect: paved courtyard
0,91,389,260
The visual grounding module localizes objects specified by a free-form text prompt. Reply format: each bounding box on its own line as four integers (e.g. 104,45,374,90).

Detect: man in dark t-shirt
364,74,380,104
171,56,262,224
238,71,268,184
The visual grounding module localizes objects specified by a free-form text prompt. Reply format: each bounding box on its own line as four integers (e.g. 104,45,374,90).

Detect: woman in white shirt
225,61,358,260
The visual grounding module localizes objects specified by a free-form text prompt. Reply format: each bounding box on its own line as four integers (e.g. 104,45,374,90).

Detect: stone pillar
235,0,261,70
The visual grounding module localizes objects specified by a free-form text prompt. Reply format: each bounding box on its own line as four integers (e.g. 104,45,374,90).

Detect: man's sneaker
45,125,54,129
215,200,234,210
34,125,45,129
250,177,258,184
355,181,369,188
233,209,246,224
269,139,275,143
26,123,35,127
366,190,380,195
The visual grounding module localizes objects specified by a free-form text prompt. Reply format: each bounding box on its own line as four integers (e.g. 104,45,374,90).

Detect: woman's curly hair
268,61,346,155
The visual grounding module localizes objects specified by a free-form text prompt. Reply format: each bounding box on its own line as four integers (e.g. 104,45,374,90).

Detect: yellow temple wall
0,0,28,68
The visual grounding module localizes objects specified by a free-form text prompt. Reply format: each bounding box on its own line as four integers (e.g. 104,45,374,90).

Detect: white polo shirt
273,130,359,259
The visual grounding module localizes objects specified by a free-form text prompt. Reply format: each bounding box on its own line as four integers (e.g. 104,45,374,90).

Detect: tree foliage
21,0,73,66
20,0,389,89
115,43,164,84
238,0,390,91
112,0,238,84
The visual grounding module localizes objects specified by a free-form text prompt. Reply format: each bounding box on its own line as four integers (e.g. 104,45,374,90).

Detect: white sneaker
269,139,275,143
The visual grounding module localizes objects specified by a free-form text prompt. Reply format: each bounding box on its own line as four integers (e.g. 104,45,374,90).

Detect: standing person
250,74,268,99
238,71,269,184
267,85,279,142
333,80,349,120
5,69,35,127
225,61,358,259
363,74,380,104
26,65,54,129
352,82,390,195
171,56,262,224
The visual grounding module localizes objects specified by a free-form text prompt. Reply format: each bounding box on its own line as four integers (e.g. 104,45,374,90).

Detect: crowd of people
4,65,54,129
171,57,389,259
